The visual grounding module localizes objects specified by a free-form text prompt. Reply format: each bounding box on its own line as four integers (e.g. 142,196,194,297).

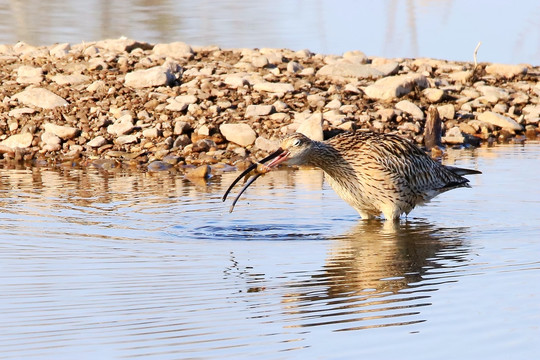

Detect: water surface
1,0,539,64
0,144,539,359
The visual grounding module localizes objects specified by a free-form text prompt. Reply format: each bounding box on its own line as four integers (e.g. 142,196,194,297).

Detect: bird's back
320,131,475,219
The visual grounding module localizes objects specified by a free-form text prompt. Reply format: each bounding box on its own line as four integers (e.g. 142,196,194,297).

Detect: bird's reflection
281,220,470,331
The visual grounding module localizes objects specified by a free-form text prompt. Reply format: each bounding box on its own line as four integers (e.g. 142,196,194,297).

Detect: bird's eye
292,139,301,147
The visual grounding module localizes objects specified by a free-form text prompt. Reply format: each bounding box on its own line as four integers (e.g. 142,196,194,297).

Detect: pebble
115,134,138,145
41,131,62,148
124,65,177,88
51,74,90,85
245,104,275,117
364,73,429,101
219,123,257,146
165,95,198,111
107,115,135,136
87,136,108,148
153,42,194,59
8,107,36,118
0,133,33,149
254,136,280,152
185,165,210,179
287,61,304,73
316,63,383,78
437,104,455,120
423,88,445,103
43,123,79,140
49,43,70,58
395,100,424,120
477,112,523,131
143,128,160,138
485,63,527,78
12,87,68,109
253,82,294,94
296,113,323,141
476,85,509,101
442,126,465,144
16,66,43,84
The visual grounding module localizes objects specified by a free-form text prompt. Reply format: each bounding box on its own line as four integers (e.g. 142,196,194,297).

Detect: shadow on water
275,220,471,331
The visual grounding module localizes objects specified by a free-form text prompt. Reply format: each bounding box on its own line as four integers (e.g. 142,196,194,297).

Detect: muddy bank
0,38,538,175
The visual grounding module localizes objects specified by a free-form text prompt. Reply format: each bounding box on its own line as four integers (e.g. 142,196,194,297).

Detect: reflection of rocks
282,221,470,330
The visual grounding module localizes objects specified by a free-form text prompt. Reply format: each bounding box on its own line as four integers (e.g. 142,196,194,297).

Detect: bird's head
222,133,316,212
264,133,314,168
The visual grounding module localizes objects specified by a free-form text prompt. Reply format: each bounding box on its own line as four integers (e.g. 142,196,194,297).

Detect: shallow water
1,144,539,359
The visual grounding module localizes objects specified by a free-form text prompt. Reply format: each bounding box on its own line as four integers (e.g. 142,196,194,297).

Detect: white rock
251,55,269,68
253,82,294,94
259,49,283,64
43,123,79,140
437,104,455,120
476,85,509,101
87,136,108,148
299,67,315,76
107,115,135,136
51,74,90,85
88,58,108,70
41,131,62,146
8,107,36,118
322,110,346,126
395,100,424,120
317,63,383,78
49,43,71,58
197,125,210,136
223,74,249,88
254,136,280,152
12,88,68,109
449,70,473,82
143,128,160,138
287,61,304,73
296,113,323,141
16,66,43,84
0,133,33,149
364,74,428,101
87,80,107,93
153,42,194,59
342,50,368,64
423,88,445,103
245,104,275,117
477,112,523,131
371,62,400,76
95,37,150,53
124,65,177,88
219,123,257,146
485,63,527,78
325,99,342,110
442,126,465,144
165,94,198,111
115,135,138,145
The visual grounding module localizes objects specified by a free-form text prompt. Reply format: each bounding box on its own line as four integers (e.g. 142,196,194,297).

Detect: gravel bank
0,38,538,175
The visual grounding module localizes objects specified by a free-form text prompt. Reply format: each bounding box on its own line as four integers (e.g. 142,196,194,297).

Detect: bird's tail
445,165,482,176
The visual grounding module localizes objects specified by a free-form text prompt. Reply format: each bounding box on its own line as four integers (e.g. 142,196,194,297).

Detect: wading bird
223,131,481,220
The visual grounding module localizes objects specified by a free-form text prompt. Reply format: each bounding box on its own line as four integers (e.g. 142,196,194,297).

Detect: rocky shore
0,38,538,176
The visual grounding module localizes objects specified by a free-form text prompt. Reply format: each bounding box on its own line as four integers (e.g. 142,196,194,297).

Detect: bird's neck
308,141,351,176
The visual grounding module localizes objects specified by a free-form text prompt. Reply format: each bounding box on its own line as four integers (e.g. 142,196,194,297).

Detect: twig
473,41,482,68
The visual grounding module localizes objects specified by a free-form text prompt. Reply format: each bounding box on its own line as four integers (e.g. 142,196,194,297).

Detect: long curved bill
222,147,289,212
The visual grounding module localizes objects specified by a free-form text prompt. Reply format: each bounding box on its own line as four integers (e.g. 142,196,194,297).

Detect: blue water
0,144,539,359
1,0,538,64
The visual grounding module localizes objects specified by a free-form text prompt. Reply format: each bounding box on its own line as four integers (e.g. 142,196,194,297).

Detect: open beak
222,148,290,212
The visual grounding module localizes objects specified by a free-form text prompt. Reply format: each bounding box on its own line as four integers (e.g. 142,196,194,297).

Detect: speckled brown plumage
224,131,481,220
